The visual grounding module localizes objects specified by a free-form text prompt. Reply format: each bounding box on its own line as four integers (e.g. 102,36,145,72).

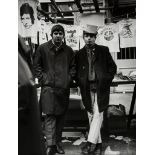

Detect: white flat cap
83,24,98,34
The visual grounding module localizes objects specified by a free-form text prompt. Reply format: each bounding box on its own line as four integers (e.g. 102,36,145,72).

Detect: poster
18,0,39,43
118,19,136,48
96,23,120,52
64,25,80,50
38,19,49,45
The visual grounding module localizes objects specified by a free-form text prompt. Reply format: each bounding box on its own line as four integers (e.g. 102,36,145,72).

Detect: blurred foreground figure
18,35,46,155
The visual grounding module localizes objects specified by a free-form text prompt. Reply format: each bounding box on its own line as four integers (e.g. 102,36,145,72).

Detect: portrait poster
64,25,80,51
96,23,120,52
18,0,39,43
118,19,136,48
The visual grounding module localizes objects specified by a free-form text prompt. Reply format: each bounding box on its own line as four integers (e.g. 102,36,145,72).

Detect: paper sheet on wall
64,25,80,50
18,0,39,44
79,25,87,49
117,19,136,48
44,23,79,45
96,23,120,52
38,19,49,45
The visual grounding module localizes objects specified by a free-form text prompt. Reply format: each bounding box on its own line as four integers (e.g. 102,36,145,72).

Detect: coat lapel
47,40,54,50
81,47,89,64
81,44,99,65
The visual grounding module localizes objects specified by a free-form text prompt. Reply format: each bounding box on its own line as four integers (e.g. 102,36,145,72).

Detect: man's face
21,14,32,29
52,31,64,44
83,33,96,46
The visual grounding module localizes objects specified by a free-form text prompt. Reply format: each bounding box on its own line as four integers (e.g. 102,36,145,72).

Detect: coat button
82,66,85,69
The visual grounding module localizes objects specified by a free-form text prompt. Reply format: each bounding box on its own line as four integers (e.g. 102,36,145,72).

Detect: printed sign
96,23,120,52
64,25,80,50
118,19,136,48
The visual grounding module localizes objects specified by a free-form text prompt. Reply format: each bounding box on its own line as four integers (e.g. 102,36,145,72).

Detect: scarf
85,44,96,81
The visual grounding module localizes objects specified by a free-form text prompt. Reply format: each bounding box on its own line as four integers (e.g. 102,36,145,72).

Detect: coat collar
47,39,65,51
47,40,54,49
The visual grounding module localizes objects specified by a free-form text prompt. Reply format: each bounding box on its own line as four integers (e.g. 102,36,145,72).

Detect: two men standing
34,24,117,155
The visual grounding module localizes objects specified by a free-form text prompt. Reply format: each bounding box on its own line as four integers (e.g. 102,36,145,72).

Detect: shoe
46,147,51,155
81,142,96,154
94,143,102,155
46,146,57,155
81,142,91,154
104,146,120,155
56,142,65,154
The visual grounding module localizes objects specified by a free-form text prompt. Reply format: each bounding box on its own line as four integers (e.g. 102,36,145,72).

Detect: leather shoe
94,143,102,155
81,142,96,154
56,143,65,154
81,142,91,154
46,146,57,155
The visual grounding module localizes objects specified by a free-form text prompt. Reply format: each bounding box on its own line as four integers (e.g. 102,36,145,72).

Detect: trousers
44,114,66,146
87,92,103,144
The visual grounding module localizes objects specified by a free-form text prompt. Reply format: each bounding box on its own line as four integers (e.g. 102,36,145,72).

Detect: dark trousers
44,114,66,146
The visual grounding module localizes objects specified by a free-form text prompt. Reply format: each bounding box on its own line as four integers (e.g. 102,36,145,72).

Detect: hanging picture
38,19,48,45
64,25,80,51
18,0,39,43
118,19,136,48
96,23,120,52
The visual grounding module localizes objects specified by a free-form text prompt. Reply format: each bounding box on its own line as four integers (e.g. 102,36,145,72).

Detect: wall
79,13,105,26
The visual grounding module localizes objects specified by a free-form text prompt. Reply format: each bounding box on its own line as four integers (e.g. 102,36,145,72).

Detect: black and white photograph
18,0,137,155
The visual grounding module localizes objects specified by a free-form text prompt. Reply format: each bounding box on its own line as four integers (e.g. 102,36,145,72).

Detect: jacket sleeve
74,51,80,86
106,47,117,81
33,46,46,85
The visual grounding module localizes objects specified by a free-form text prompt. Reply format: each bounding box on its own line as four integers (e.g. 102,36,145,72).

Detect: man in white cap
75,24,117,154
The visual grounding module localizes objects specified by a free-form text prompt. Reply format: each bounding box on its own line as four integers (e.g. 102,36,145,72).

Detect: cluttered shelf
69,72,136,95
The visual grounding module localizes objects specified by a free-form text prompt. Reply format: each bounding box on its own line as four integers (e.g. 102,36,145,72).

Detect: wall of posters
18,0,136,50
117,19,136,48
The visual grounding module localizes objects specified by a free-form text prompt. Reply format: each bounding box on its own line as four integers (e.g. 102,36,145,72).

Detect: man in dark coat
34,24,76,155
75,25,117,154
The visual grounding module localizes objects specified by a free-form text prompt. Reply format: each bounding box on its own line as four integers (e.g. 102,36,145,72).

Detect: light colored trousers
87,92,103,144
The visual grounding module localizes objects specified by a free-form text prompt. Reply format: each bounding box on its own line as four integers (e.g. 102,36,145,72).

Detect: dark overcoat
75,44,117,113
34,40,76,115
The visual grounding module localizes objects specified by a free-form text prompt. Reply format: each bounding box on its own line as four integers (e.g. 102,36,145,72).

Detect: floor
59,137,136,155
59,125,136,155
60,101,136,155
